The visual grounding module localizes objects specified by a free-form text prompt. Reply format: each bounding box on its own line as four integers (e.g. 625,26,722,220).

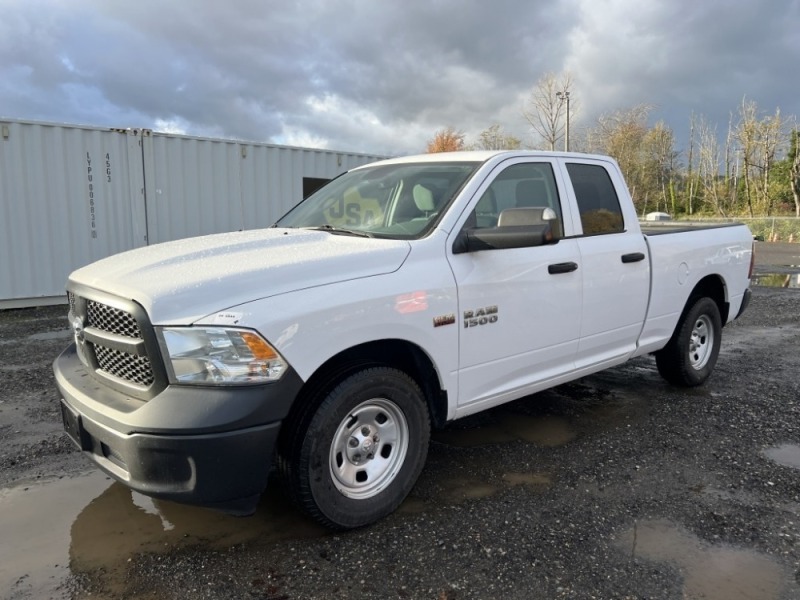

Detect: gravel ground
1,246,800,599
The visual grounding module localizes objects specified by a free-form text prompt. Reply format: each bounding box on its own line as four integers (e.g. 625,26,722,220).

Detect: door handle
621,252,646,263
548,262,578,274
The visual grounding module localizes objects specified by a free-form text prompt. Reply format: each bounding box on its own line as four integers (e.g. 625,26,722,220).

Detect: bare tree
471,124,522,150
789,128,800,217
734,99,788,216
522,72,575,150
587,104,653,211
686,112,697,215
735,98,758,217
697,117,726,217
426,127,465,153
758,108,784,215
642,122,678,214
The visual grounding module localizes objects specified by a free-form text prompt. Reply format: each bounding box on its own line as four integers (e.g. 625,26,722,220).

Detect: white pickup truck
54,151,753,529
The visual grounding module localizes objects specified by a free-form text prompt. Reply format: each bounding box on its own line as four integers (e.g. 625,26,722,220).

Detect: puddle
764,443,800,470
0,470,326,599
436,471,551,505
432,413,577,448
397,496,427,514
432,426,516,447
618,519,789,600
0,472,112,599
438,478,499,503
753,273,800,288
497,414,577,446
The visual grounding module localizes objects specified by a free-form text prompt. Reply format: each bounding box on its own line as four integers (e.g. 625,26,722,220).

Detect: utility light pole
556,91,570,152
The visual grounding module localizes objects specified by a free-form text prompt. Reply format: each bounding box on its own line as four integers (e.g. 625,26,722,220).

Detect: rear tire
655,297,722,387
278,366,430,530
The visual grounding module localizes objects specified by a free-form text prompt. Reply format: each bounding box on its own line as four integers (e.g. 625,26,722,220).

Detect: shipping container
0,119,386,308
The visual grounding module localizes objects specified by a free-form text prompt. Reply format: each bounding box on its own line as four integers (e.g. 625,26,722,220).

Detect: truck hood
70,228,411,324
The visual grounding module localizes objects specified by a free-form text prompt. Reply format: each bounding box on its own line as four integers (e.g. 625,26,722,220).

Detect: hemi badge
433,314,456,328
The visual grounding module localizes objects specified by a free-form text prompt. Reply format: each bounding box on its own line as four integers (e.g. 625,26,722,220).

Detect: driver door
447,159,582,414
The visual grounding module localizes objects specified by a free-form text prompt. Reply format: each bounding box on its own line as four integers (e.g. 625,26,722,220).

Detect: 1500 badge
464,305,498,328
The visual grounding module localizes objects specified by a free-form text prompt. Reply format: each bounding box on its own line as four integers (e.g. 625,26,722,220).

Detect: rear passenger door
448,159,582,413
564,160,650,368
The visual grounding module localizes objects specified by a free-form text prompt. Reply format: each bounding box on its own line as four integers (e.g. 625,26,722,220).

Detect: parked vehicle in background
54,151,753,529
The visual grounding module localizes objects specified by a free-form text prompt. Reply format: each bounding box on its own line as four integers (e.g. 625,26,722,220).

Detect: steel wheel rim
329,397,409,499
688,314,714,370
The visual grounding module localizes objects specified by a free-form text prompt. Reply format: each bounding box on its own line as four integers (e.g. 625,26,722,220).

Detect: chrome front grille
86,301,143,339
94,344,155,386
71,294,156,389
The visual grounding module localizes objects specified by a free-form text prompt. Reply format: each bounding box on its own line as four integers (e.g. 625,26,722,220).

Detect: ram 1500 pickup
54,151,753,529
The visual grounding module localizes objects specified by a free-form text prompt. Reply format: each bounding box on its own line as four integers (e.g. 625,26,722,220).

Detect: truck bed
640,221,747,236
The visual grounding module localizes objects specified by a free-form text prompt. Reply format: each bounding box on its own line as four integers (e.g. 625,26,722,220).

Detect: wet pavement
617,520,789,600
1,470,326,598
2,267,800,598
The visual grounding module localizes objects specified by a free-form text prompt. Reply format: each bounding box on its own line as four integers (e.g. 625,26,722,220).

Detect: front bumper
54,343,303,514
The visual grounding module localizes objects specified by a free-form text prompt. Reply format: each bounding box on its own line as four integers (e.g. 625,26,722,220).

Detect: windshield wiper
304,225,374,238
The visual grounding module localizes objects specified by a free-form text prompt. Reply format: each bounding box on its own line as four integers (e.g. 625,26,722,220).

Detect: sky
1,0,798,157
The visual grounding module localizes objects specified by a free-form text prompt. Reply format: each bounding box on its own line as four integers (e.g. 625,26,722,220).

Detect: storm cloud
1,0,797,155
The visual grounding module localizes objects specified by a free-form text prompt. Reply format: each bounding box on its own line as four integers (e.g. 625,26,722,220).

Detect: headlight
158,327,287,385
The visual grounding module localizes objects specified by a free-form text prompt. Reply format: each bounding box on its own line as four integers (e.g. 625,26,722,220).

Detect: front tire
280,366,430,529
655,296,722,387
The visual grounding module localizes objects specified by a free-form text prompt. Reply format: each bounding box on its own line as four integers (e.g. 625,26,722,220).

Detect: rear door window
566,163,624,235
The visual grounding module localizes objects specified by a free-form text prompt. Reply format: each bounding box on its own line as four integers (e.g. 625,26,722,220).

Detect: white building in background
0,119,387,308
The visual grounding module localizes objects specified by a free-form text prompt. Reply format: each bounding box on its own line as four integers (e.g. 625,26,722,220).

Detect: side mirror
452,206,560,254
452,222,557,254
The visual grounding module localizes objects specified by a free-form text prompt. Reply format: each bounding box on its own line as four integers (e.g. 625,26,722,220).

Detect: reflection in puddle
618,519,788,600
1,470,325,599
764,443,800,470
0,472,112,599
432,413,576,448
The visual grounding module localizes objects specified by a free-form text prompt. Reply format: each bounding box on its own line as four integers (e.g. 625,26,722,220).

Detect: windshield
276,162,478,239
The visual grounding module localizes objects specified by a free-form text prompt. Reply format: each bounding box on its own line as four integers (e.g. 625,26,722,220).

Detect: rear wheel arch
687,274,729,324
655,277,728,387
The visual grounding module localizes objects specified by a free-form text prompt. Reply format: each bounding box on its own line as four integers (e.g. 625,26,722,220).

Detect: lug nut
348,437,359,448
353,454,362,463
373,435,379,442
367,453,374,460
361,426,371,436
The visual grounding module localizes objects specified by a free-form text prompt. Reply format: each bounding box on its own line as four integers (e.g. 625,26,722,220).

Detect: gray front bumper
54,343,303,514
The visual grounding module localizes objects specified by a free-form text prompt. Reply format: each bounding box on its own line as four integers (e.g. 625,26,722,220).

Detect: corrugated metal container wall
0,121,145,307
240,144,390,230
143,132,244,245
143,134,386,244
1,119,387,308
